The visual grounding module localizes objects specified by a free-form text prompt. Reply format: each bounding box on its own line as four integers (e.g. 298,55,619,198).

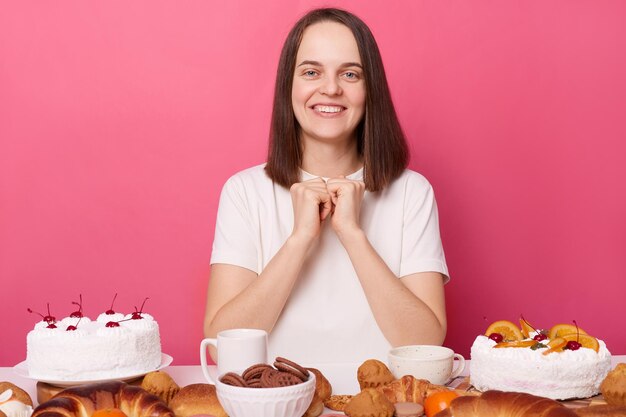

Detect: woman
204,8,449,364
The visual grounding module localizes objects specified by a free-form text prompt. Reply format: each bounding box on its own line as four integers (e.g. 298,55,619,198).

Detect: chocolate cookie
242,363,274,381
260,367,278,388
271,371,303,387
274,357,309,381
220,372,248,387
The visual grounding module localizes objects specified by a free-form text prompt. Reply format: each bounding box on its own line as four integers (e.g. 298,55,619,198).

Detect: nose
319,76,342,96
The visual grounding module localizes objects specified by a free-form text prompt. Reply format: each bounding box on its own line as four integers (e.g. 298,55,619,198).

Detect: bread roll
434,390,577,417
0,382,33,407
600,363,626,406
31,381,173,417
344,388,395,417
357,359,394,390
302,394,324,417
141,371,180,406
306,368,332,401
169,384,226,417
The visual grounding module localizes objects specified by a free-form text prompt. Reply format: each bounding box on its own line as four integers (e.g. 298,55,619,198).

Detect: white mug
388,345,466,385
200,328,268,383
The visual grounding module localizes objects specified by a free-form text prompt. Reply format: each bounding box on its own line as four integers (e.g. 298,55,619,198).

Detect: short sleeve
399,175,450,282
210,176,259,273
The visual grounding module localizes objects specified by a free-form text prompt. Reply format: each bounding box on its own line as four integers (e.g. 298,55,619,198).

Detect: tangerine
424,391,459,417
485,320,523,341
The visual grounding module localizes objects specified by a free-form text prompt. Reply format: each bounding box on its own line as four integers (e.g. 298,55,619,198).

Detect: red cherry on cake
564,320,582,350
28,303,57,324
106,321,120,328
566,340,582,351
105,293,118,315
488,332,504,343
46,323,57,329
131,297,150,320
66,316,82,331
70,294,84,318
533,333,548,342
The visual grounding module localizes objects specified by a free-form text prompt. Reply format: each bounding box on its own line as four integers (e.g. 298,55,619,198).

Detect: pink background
1,1,625,367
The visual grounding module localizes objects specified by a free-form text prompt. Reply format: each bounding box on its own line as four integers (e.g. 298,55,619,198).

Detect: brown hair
265,8,409,192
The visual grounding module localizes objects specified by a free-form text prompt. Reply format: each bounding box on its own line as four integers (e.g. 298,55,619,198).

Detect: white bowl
215,372,316,417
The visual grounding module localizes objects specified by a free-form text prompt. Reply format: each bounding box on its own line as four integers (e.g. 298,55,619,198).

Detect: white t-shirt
211,164,449,364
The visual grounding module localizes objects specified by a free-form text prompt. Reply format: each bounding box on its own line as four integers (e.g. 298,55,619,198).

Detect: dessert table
2,356,624,409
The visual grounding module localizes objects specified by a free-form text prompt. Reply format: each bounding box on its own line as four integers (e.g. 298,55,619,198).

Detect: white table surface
2,356,624,408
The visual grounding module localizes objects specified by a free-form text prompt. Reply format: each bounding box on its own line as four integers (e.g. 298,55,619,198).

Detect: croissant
434,390,578,417
376,375,450,405
32,381,174,417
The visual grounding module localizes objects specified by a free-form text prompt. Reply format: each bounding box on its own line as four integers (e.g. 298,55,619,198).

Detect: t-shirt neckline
300,167,364,182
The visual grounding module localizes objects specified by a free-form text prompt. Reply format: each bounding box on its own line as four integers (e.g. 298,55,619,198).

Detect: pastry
471,319,612,400
324,394,353,412
303,394,325,417
600,363,626,406
574,404,626,416
26,298,162,381
141,371,180,406
434,390,578,417
31,381,173,417
169,384,226,417
0,383,32,407
303,368,332,417
307,368,332,401
0,382,33,417
344,388,394,417
376,375,449,405
357,359,394,390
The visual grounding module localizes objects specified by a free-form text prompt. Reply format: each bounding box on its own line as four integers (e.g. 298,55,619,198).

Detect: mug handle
450,353,466,379
200,338,217,383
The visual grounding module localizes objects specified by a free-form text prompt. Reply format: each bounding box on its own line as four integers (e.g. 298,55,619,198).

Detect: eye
302,69,319,78
343,71,361,81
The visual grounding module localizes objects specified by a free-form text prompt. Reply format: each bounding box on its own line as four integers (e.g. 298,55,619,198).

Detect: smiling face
292,21,366,147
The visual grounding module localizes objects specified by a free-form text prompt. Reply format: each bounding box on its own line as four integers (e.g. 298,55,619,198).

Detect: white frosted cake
26,311,162,381
470,334,612,400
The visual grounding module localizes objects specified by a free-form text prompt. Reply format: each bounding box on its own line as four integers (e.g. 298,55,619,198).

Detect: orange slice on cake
542,337,567,355
519,317,537,339
494,340,537,349
562,333,600,352
485,320,523,341
548,323,588,340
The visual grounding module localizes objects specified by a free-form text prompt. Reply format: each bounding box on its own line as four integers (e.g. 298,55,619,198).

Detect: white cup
388,345,465,385
200,328,268,383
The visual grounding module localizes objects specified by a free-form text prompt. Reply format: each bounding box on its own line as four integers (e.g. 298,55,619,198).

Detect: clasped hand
290,176,365,242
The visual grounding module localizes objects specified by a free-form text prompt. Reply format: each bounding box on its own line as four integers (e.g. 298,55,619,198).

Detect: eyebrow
296,60,363,69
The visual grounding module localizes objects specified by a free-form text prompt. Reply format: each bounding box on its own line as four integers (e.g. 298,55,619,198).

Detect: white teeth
315,105,343,113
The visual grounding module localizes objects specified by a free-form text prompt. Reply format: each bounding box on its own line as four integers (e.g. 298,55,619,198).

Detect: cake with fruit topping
26,296,162,381
470,317,612,400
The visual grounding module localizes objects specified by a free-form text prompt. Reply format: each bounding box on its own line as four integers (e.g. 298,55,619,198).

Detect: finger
319,198,333,220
